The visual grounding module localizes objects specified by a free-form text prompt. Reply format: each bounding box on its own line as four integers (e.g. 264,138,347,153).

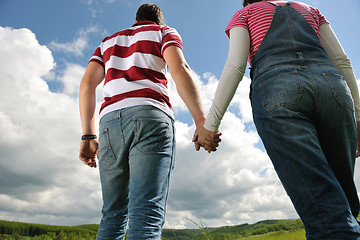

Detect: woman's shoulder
291,1,329,25
232,1,273,18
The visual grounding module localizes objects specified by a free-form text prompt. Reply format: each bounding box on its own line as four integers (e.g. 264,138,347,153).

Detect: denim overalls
249,1,360,239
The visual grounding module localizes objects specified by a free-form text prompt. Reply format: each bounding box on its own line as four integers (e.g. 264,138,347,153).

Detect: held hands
193,126,222,153
79,139,98,168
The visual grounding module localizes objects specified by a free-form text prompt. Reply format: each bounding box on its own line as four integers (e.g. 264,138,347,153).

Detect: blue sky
4,0,359,90
0,0,360,229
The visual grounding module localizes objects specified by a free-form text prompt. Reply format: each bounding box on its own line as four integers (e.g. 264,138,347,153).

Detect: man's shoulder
101,24,179,43
103,28,132,41
107,24,168,38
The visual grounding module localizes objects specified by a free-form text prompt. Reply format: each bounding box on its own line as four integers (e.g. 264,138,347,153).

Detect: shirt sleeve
161,27,183,54
89,44,104,68
319,23,360,121
204,27,250,131
314,6,329,26
225,8,249,38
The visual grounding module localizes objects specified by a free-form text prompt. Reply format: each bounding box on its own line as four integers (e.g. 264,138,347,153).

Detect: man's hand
79,61,104,168
193,127,222,153
79,139,98,168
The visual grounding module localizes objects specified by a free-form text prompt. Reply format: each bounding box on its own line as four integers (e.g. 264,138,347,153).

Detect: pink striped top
225,0,329,63
90,21,182,119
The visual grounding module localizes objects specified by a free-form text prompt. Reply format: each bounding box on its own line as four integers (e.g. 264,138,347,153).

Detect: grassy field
163,219,305,240
240,229,306,240
0,219,305,240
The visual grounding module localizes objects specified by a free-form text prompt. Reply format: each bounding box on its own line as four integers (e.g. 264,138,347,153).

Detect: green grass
0,220,97,239
163,219,305,240
0,219,306,240
240,229,306,240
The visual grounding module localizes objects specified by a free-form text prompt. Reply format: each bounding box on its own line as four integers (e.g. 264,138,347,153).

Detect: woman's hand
193,127,222,153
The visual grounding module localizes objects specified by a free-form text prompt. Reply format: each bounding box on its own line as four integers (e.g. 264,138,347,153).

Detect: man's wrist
81,134,97,140
194,116,206,128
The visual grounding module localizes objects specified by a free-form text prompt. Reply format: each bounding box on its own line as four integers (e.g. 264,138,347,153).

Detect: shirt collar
132,21,158,27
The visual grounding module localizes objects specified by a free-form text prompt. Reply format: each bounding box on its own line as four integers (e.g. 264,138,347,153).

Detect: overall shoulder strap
265,1,294,7
265,1,279,6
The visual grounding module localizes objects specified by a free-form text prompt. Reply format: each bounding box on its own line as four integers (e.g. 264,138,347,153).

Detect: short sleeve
225,8,249,38
89,44,104,67
314,7,329,26
161,27,183,54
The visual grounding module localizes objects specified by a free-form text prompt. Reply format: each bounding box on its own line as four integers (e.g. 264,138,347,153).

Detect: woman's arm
204,27,250,131
319,23,360,157
319,23,360,121
194,27,249,152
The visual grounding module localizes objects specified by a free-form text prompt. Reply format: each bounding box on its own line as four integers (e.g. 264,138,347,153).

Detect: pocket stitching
259,70,302,112
99,128,117,171
134,117,169,153
322,73,354,111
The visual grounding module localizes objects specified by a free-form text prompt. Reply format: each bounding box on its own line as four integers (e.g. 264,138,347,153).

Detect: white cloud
2,26,360,231
48,26,99,57
80,0,124,18
0,27,54,78
60,63,86,96
0,26,102,225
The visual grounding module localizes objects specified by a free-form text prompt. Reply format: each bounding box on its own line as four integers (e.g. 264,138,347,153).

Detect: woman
195,0,360,239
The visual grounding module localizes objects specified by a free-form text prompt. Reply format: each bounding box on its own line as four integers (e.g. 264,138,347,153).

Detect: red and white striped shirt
90,21,182,119
225,0,329,63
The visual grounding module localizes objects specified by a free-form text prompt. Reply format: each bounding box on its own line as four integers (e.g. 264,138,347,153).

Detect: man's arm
79,61,105,168
163,46,220,151
163,46,205,127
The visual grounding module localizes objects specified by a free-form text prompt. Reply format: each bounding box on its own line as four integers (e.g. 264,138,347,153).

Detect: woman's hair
136,3,164,25
243,0,263,7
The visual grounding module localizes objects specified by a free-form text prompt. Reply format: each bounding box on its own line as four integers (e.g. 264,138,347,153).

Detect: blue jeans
96,105,175,239
251,66,360,239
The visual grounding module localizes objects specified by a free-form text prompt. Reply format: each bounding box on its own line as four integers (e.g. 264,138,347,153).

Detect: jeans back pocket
134,117,171,153
259,70,302,112
322,73,354,111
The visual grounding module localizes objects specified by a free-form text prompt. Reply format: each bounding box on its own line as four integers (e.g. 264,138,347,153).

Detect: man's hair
136,3,164,25
243,0,263,7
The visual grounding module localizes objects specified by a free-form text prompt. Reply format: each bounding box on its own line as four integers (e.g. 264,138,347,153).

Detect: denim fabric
250,2,360,239
96,105,175,240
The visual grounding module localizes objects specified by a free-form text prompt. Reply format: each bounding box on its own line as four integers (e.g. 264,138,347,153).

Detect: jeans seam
99,127,117,171
162,123,175,226
118,115,127,158
304,68,319,114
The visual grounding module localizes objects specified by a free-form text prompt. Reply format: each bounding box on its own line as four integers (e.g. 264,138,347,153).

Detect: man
79,3,220,239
